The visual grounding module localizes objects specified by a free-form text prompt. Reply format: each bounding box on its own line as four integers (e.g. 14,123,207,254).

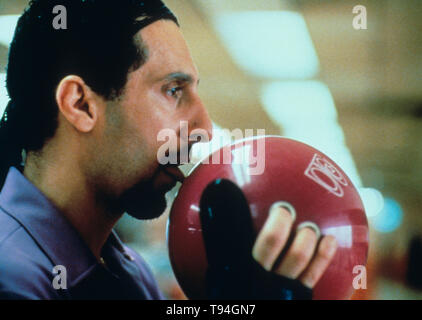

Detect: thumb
199,178,255,268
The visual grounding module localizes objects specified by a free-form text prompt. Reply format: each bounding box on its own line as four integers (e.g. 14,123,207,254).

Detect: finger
252,205,294,271
299,235,338,288
275,227,318,279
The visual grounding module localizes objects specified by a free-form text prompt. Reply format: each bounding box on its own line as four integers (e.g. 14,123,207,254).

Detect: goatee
119,178,168,220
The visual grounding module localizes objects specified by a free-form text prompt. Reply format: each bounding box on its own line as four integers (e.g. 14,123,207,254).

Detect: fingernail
270,201,296,222
297,221,321,239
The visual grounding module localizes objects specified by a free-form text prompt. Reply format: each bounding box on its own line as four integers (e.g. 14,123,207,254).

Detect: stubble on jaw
89,100,167,221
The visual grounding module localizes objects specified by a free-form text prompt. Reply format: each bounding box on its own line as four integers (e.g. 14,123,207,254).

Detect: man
0,0,337,299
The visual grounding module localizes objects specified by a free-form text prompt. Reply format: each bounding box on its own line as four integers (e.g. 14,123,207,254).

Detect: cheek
91,114,156,190
115,127,158,184
113,90,180,175
132,116,176,163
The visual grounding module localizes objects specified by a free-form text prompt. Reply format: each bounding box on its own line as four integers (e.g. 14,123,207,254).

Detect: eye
166,85,183,100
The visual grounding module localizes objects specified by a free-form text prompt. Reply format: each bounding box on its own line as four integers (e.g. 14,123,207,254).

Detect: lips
158,143,195,185
162,164,186,183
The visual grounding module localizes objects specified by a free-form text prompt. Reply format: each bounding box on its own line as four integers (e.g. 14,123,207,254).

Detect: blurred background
1,0,422,299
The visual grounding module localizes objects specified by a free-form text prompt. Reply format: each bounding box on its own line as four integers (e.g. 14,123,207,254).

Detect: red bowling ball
167,136,369,300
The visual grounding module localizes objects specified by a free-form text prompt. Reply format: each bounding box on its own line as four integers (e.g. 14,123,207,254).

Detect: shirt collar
0,167,127,286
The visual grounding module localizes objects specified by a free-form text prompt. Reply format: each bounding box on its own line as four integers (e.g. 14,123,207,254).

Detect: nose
189,95,213,143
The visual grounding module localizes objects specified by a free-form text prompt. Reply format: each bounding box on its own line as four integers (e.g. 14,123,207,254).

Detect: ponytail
0,100,24,189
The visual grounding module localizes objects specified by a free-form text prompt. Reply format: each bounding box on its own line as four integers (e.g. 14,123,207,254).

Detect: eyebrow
163,72,200,85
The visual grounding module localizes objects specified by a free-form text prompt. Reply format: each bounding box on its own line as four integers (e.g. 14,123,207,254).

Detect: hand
252,204,338,289
199,178,338,300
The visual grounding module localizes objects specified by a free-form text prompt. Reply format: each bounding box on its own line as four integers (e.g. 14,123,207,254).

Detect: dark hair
0,0,178,188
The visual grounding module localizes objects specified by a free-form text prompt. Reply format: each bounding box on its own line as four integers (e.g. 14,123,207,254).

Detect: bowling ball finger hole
270,201,296,222
296,221,321,239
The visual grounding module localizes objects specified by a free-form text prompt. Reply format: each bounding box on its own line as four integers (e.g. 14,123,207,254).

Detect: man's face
91,20,212,219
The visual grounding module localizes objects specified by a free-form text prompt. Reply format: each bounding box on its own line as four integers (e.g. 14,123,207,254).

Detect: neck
23,150,122,261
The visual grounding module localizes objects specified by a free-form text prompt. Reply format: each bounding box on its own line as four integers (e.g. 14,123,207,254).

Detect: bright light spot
323,226,353,248
0,73,8,117
279,123,346,151
0,15,20,47
371,197,403,233
261,81,338,123
213,11,319,79
358,188,384,217
260,80,362,187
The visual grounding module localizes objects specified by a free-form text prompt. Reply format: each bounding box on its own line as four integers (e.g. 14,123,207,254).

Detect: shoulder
0,209,61,299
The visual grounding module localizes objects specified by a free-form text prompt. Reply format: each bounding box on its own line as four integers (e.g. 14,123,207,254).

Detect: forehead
134,19,198,82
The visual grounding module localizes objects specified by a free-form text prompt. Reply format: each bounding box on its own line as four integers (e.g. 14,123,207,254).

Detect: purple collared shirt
0,167,164,300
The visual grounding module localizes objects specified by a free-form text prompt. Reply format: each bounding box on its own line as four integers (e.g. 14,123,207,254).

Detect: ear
55,75,100,133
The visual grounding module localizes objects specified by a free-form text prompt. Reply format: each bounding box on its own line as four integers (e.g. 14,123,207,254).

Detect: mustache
113,143,196,220
161,143,194,165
